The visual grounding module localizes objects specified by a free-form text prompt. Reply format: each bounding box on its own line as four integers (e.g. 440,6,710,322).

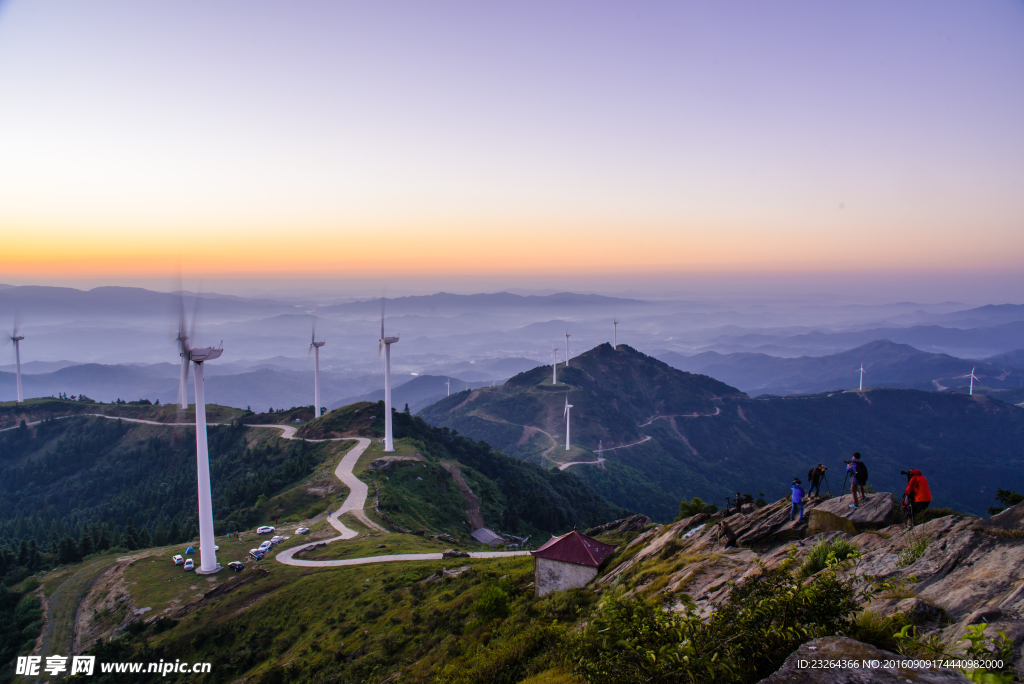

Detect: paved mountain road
37,413,529,568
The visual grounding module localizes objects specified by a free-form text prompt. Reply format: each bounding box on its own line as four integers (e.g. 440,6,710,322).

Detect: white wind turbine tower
551,343,559,384
378,298,399,452
9,321,24,404
564,330,571,366
445,377,451,397
310,317,325,417
564,394,574,451
857,362,866,391
178,301,223,575
968,366,978,395
613,318,618,349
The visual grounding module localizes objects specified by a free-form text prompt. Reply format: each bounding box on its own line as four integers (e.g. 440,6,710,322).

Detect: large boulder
814,492,895,529
758,636,969,683
981,500,1024,531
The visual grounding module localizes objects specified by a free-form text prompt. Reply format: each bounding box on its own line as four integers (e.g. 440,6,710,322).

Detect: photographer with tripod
807,464,828,498
901,469,932,527
844,452,868,508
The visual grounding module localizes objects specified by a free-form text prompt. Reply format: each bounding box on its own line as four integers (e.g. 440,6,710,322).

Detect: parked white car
258,540,272,552
269,536,285,546
248,548,265,560
256,526,275,534
296,527,310,535
183,558,194,571
172,554,184,565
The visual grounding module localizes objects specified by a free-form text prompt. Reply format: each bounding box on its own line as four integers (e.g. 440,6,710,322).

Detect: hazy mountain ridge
420,343,1024,519
655,339,1024,401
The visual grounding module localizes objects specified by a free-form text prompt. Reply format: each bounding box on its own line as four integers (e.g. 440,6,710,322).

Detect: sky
0,1,1022,298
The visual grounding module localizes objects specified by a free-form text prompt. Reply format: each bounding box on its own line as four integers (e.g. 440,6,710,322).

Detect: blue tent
185,547,195,554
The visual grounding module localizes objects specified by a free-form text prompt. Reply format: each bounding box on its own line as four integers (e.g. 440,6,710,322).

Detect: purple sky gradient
0,1,1022,299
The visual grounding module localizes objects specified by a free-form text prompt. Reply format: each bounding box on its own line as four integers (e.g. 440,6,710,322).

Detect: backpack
808,468,815,482
855,460,868,481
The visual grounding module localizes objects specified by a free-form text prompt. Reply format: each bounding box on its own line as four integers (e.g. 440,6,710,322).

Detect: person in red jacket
904,469,932,518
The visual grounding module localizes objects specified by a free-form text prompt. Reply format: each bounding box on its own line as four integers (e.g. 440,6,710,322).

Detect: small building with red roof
530,529,617,597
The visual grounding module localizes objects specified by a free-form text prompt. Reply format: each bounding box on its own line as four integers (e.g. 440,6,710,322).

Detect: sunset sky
1,1,1022,296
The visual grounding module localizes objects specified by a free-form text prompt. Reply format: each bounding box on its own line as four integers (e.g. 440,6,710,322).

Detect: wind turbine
564,330,571,366
857,362,865,391
613,318,618,349
378,297,399,452
178,301,223,575
9,322,24,404
176,304,190,409
551,343,559,384
310,317,325,417
968,366,978,395
564,394,573,450
446,377,451,397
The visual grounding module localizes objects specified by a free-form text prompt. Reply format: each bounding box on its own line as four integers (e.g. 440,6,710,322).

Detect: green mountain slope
420,344,1024,519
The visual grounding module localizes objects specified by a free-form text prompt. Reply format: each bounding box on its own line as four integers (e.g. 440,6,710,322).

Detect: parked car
172,554,184,565
269,536,285,546
258,540,272,552
215,545,220,551
296,527,310,535
183,559,194,571
256,526,275,534
227,561,244,572
249,548,265,561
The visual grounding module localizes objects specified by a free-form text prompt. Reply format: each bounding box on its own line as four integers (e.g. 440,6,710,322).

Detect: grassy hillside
0,409,342,557
420,345,1024,520
420,343,742,467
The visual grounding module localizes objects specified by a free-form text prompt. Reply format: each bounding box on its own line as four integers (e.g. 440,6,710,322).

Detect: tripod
821,471,833,497
840,470,849,500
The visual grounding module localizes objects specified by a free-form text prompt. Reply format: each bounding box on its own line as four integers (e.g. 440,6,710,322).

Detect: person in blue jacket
790,478,806,523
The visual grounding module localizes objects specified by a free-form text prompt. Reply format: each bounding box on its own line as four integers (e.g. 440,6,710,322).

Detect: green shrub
568,553,860,684
854,610,908,651
472,585,510,620
798,538,860,579
896,534,930,569
676,497,718,520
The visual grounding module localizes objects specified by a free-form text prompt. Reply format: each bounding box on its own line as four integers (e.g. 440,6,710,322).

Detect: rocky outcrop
814,492,895,528
595,498,1024,676
442,549,470,559
584,514,653,536
758,637,969,683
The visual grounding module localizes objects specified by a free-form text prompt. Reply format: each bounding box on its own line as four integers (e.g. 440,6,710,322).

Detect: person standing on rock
904,469,932,518
790,478,806,523
808,464,826,498
847,453,868,508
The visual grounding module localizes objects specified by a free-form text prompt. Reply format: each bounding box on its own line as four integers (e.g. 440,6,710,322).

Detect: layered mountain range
420,344,1024,520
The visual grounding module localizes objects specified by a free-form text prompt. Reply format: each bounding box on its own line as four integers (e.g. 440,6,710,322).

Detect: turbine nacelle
189,346,223,363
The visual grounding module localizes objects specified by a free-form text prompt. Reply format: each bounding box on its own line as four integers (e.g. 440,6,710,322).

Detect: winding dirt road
52,414,528,568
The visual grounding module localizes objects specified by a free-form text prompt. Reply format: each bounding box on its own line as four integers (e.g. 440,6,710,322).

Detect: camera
900,470,911,476
843,459,852,465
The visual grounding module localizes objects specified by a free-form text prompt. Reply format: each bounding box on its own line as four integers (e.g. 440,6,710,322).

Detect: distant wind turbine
177,298,223,575
379,297,400,452
310,316,325,417
446,377,451,397
968,366,978,395
613,317,618,349
564,330,571,366
564,394,574,450
9,321,24,404
857,362,865,391
551,343,559,384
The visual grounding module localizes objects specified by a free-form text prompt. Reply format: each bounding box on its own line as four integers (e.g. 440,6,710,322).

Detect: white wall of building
535,557,598,597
